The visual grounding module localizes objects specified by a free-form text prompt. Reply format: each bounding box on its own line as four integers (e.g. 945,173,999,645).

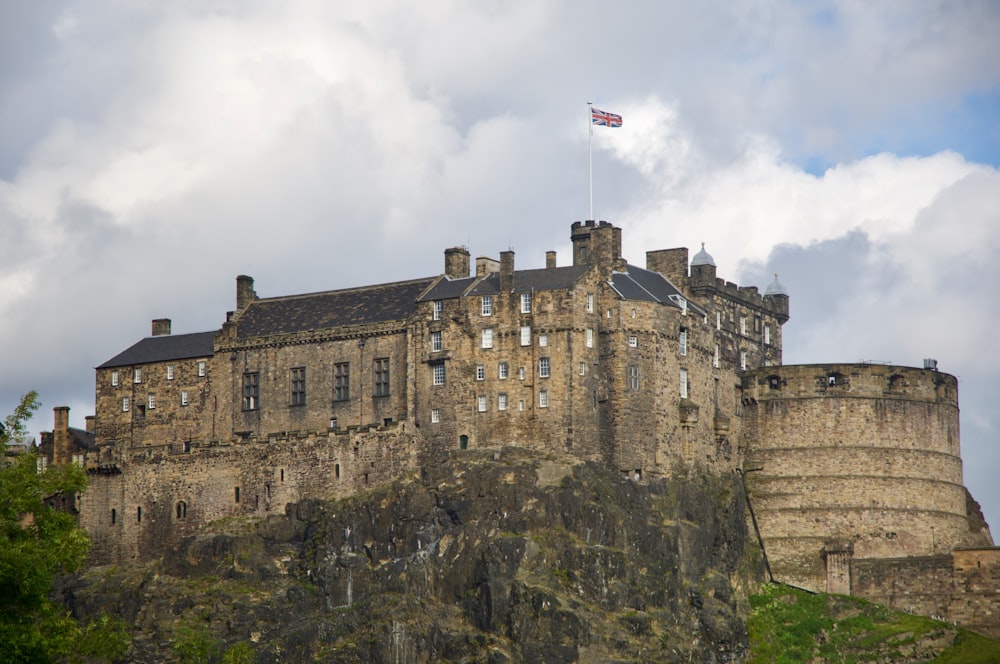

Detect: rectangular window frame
519,326,531,346
476,364,485,381
498,362,509,380
242,372,260,411
539,357,551,378
334,362,350,401
432,363,446,386
181,390,190,407
148,394,156,410
431,331,442,352
585,328,594,348
679,328,688,356
680,368,689,398
430,408,440,423
627,365,640,390
433,300,443,321
166,364,174,380
481,328,494,349
291,367,307,406
373,358,390,397
111,370,119,387
498,393,508,410
538,390,548,408
122,397,130,412
133,367,142,384
628,335,638,348
520,292,532,313
586,293,594,313
481,296,493,316
477,395,488,412
197,361,206,377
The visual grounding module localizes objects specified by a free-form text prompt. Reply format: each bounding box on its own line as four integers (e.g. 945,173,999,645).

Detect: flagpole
587,101,593,221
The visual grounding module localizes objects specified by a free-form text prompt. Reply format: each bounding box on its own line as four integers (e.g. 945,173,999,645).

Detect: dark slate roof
465,265,591,296
417,276,478,302
609,265,708,316
236,277,436,339
98,331,218,369
69,427,97,451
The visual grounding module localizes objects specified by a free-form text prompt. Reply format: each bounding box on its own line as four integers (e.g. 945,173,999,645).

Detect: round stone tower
741,363,992,592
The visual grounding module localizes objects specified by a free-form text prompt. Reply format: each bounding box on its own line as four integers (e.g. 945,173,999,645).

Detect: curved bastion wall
740,363,989,591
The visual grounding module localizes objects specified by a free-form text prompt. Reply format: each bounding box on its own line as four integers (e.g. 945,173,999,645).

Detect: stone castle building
46,220,998,636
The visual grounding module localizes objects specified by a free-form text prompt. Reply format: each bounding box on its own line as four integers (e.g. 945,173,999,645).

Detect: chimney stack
236,275,255,310
152,318,172,336
85,415,96,434
500,250,515,292
546,251,557,269
53,406,70,465
444,247,471,279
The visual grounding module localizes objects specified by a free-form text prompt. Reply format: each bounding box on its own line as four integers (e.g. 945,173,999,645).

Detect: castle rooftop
97,331,217,369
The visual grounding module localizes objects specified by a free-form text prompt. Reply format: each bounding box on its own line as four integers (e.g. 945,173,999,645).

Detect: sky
2,1,999,528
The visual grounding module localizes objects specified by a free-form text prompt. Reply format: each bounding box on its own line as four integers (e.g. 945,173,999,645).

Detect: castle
44,220,999,636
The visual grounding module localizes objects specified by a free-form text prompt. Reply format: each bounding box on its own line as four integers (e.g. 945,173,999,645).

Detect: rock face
58,450,763,663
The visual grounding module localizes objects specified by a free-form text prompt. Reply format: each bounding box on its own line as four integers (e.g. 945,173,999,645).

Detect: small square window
181,390,190,406
433,364,445,385
431,408,440,423
477,395,487,412
498,393,508,410
476,364,485,381
520,326,531,346
481,296,493,316
166,364,174,380
197,361,206,377
539,357,551,378
521,293,531,313
628,335,638,348
482,328,494,349
538,334,548,347
433,300,443,321
539,390,548,408
431,331,442,352
111,370,119,387
498,362,509,379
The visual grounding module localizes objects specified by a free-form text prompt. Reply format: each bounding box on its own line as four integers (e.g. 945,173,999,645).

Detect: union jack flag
591,107,622,127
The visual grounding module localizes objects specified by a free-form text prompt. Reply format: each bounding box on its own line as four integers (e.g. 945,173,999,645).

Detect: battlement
743,363,957,405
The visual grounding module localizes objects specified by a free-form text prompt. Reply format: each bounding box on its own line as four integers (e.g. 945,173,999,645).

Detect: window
122,397,130,412
680,368,688,398
521,292,531,313
432,364,446,386
740,350,747,371
166,364,174,380
713,344,720,369
586,293,594,312
539,390,549,408
111,508,116,525
433,300,443,321
539,334,548,347
477,395,487,412
148,394,156,410
716,311,722,330
111,370,119,386
740,316,747,336
518,366,526,381
431,331,442,352
431,408,440,423
520,326,531,346
242,373,259,410
627,366,640,390
498,362,509,379
679,328,688,356
539,357,551,378
579,362,586,376
181,391,190,406
137,506,142,523
498,393,508,410
198,361,206,377
482,328,494,349
374,358,390,396
754,316,761,332
176,501,187,519
585,328,594,348
476,364,485,381
481,296,493,316
518,400,525,411
764,324,771,345
334,362,350,401
133,367,142,384
291,367,306,405
628,335,638,348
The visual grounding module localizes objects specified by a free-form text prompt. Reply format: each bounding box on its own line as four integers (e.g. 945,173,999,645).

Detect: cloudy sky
2,2,999,527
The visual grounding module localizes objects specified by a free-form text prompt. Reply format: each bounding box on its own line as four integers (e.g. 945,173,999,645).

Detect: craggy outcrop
58,449,764,663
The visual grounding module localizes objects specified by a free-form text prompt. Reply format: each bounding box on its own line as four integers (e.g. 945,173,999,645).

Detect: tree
0,391,127,662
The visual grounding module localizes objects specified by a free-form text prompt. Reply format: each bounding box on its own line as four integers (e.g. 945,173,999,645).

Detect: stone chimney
236,275,256,310
546,251,557,269
444,247,470,279
85,415,96,434
151,318,172,336
53,406,70,466
500,250,515,292
647,248,690,286
571,220,622,272
476,256,500,277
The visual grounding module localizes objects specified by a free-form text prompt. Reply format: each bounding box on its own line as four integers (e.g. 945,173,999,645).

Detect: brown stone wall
950,548,1000,638
851,556,955,618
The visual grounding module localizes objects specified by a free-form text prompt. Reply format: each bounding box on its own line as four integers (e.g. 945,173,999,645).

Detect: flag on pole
590,107,622,127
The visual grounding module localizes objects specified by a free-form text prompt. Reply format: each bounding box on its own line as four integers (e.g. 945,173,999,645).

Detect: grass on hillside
748,583,1000,663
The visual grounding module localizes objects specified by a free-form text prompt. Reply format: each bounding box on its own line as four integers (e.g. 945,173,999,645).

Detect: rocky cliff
59,449,763,663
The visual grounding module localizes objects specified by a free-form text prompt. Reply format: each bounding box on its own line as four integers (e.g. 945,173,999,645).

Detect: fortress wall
950,549,1000,639
741,364,980,592
82,425,418,563
851,556,955,617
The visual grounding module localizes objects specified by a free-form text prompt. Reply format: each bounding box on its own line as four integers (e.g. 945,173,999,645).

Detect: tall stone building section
59,219,997,636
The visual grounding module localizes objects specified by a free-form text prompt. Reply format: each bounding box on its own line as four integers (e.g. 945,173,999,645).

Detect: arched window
176,501,187,519
459,434,469,450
